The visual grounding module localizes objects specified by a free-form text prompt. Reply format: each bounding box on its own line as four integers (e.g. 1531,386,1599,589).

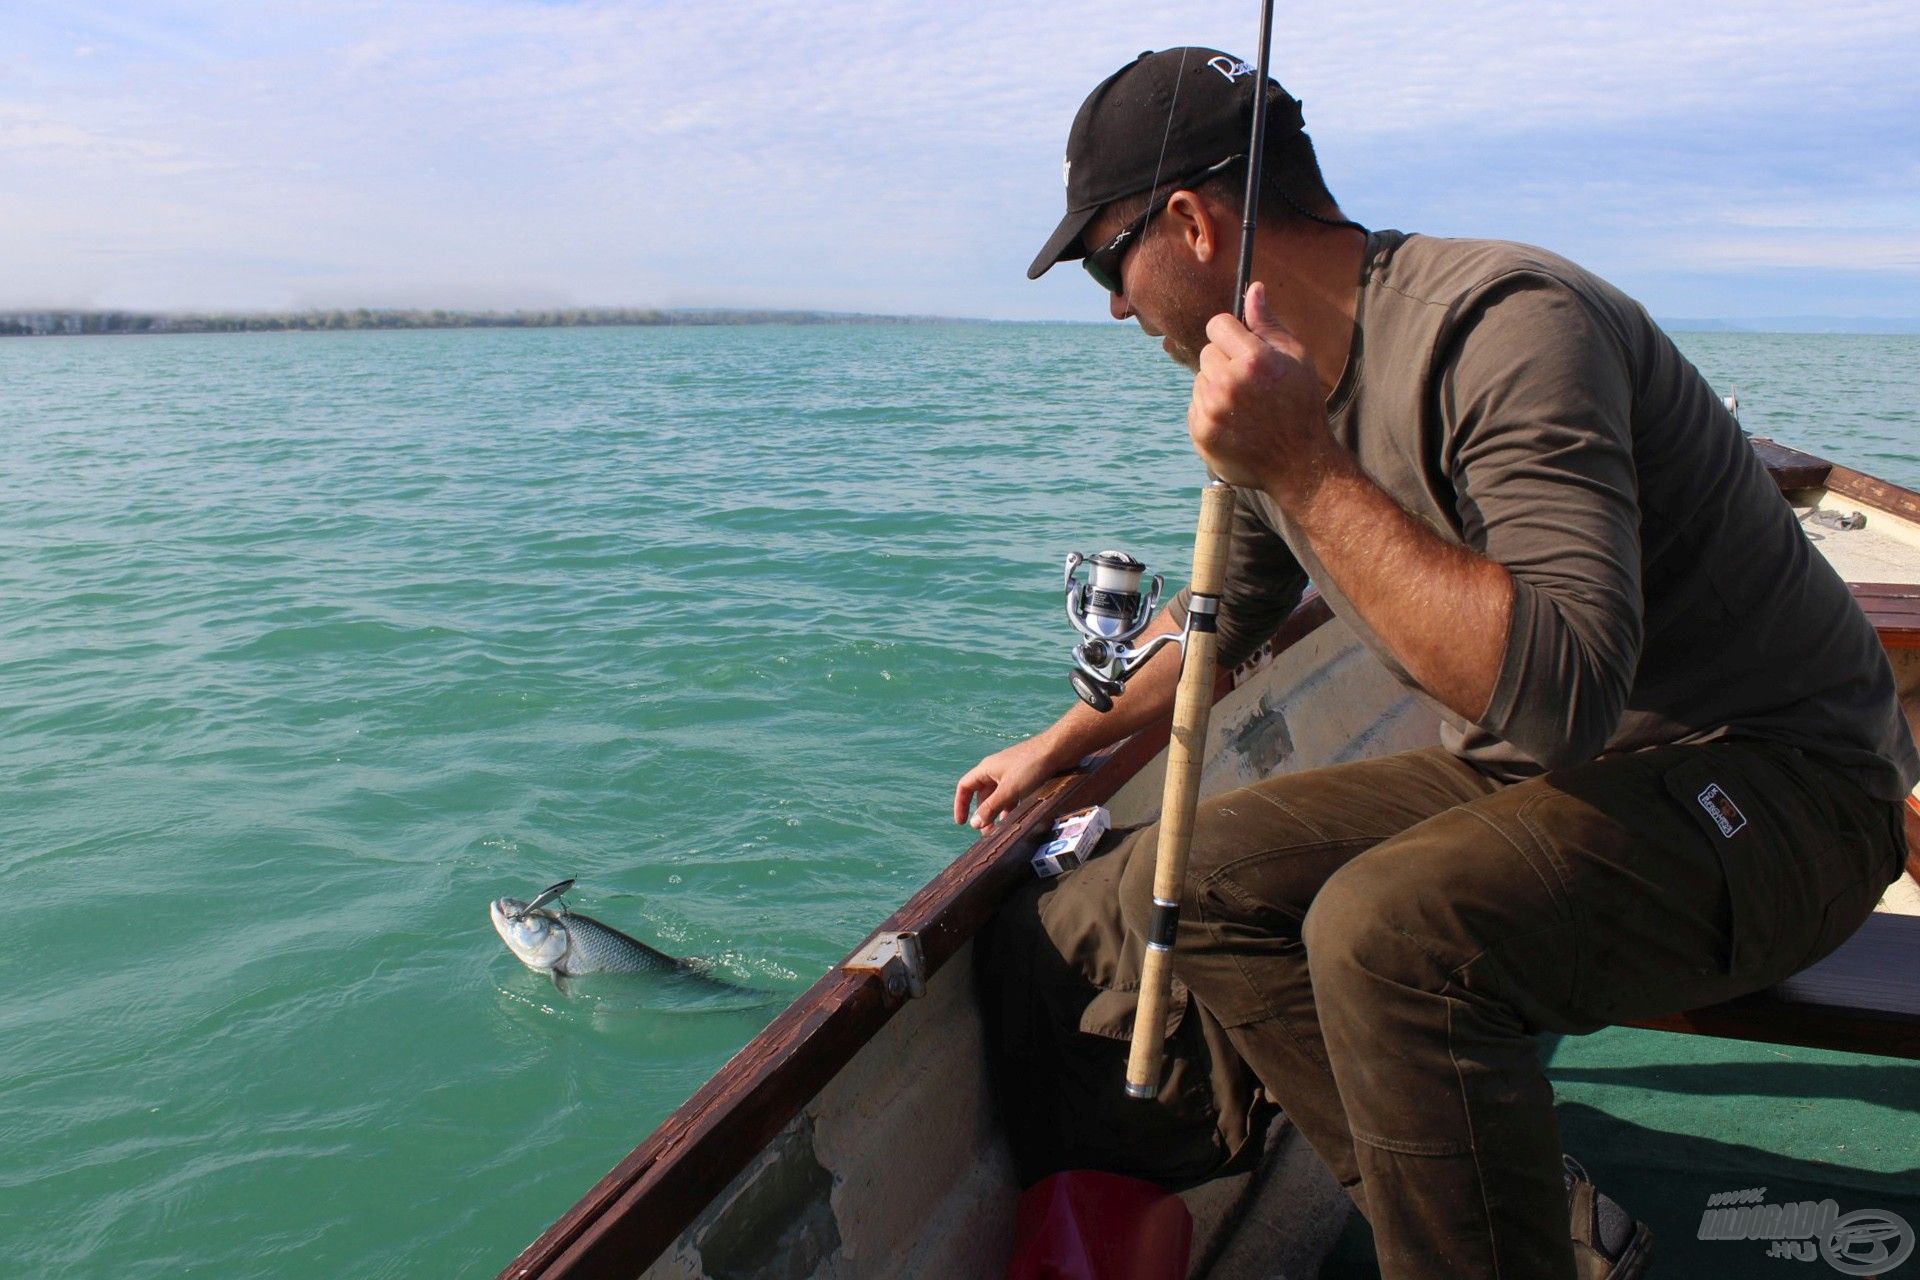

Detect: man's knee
1301,853,1457,1004
1302,829,1578,1034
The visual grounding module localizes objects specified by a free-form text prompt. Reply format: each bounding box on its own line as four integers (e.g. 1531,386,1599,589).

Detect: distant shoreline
0,307,977,338
4,308,1916,338
1658,317,1920,336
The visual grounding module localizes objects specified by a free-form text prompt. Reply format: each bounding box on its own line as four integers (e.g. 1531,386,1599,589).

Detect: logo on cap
1207,55,1255,82
1062,158,1071,188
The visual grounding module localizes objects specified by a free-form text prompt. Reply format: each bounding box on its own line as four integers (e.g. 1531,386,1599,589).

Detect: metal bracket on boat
846,930,927,1001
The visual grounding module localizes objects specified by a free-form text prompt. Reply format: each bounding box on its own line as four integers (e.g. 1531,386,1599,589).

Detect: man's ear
1163,190,1220,264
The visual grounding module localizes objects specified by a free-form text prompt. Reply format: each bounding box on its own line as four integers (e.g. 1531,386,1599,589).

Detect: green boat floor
1320,1026,1920,1277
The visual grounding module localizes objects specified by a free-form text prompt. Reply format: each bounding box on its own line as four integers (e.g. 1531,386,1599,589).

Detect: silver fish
490,880,697,980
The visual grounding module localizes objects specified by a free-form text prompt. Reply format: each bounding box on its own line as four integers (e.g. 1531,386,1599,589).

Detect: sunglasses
1082,191,1176,297
1081,156,1245,297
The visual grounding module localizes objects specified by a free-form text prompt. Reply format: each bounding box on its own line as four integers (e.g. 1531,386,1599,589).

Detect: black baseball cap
1027,47,1305,280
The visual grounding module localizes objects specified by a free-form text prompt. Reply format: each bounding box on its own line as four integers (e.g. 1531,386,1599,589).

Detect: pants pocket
1659,753,1781,978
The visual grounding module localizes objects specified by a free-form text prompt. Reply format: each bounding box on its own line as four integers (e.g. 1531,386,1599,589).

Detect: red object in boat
1005,1170,1194,1280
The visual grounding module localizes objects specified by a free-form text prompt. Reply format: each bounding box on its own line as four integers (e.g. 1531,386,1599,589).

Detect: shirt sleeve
1167,488,1309,671
1438,273,1643,769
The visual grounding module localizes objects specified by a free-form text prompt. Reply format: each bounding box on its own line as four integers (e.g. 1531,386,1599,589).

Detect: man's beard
1152,259,1219,373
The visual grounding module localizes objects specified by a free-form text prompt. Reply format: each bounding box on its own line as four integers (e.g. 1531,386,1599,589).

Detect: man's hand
950,603,1186,834
1188,281,1347,502
953,735,1069,830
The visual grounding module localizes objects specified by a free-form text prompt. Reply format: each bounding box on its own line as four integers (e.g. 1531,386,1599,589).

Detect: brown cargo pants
976,740,1906,1280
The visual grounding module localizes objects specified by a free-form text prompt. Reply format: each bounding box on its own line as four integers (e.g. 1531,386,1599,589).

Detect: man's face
1081,192,1229,372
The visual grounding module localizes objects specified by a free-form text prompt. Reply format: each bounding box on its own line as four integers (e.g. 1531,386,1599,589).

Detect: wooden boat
501,434,1920,1280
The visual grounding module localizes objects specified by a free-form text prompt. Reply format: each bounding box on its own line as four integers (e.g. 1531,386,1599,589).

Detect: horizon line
4,305,1919,337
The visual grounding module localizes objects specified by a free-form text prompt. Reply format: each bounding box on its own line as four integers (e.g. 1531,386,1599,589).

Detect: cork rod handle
1125,480,1237,1098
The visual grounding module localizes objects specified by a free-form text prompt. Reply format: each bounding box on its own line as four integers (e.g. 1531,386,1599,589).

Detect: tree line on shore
0,307,925,337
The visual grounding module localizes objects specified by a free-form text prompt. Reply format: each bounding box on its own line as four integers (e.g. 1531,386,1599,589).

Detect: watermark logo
1699,1188,1914,1274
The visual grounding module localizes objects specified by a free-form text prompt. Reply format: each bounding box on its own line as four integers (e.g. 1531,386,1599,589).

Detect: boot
1565,1155,1654,1280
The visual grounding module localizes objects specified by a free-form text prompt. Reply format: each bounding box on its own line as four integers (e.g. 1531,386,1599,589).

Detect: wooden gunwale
1751,432,1920,524
1852,583,1920,650
1829,464,1920,526
1747,437,1832,491
503,443,1920,1280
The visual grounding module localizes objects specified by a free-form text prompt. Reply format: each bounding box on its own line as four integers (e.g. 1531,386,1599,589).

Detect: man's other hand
954,735,1067,830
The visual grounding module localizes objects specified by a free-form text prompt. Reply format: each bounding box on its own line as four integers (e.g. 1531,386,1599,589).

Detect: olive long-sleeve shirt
1172,231,1919,802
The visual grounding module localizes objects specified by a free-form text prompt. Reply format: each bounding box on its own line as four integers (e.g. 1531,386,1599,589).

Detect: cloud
1,0,1916,317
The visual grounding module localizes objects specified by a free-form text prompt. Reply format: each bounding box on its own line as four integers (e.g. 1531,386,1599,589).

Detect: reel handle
1068,667,1120,713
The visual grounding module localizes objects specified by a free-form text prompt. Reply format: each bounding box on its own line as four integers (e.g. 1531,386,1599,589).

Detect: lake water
1,324,1915,1276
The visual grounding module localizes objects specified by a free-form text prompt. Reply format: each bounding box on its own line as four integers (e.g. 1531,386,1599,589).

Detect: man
955,48,1917,1280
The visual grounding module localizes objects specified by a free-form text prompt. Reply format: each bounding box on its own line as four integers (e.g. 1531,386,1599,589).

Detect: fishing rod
1062,2,1277,1100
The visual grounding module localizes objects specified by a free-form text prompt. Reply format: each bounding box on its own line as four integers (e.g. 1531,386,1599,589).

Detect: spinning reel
1063,550,1183,712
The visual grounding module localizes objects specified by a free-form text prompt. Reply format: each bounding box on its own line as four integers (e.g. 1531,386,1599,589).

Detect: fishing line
1136,46,1191,250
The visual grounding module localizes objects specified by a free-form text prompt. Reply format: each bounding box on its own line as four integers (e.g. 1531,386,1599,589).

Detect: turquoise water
1,325,1914,1277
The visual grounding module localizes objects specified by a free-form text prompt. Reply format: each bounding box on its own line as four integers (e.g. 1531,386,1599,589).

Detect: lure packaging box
1031,805,1111,878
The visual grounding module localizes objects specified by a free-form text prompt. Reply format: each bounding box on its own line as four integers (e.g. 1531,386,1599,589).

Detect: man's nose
1108,292,1132,321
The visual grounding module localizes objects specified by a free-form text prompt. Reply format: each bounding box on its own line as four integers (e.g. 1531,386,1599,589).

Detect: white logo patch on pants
1696,783,1749,838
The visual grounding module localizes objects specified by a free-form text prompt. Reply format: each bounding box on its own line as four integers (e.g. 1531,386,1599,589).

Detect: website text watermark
1699,1187,1913,1275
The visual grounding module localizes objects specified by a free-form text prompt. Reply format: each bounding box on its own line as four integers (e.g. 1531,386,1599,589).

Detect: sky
3,0,1918,323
